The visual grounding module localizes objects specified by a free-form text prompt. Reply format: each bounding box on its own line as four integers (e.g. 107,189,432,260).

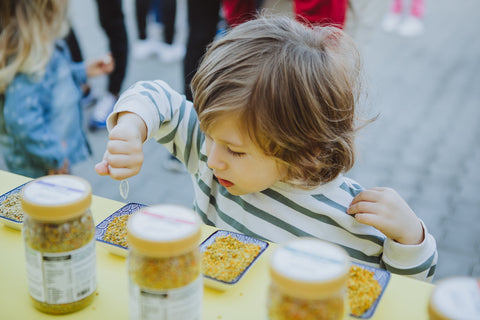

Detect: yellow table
0,170,434,319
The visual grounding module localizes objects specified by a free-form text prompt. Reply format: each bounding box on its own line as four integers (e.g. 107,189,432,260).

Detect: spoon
119,179,129,200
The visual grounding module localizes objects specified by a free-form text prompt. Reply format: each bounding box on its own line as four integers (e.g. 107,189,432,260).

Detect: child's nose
207,143,227,171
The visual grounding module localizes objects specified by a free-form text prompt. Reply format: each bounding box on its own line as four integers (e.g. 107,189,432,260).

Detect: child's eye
227,148,245,157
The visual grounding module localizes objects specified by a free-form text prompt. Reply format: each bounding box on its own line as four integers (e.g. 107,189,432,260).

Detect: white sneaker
133,39,159,60
382,13,402,32
156,43,186,63
398,16,424,37
88,92,116,130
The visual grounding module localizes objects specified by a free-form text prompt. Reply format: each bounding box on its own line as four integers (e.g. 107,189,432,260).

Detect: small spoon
119,179,129,200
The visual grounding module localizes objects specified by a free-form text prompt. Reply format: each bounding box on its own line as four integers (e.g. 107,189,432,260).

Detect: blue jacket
0,41,91,178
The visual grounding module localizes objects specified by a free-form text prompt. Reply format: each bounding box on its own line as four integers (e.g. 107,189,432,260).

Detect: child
0,0,114,178
382,0,425,36
95,15,437,281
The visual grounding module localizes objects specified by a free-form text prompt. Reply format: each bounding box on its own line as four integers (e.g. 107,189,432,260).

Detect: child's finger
108,167,135,181
351,188,382,205
352,213,378,227
94,160,110,176
105,154,136,169
107,139,143,158
347,201,378,215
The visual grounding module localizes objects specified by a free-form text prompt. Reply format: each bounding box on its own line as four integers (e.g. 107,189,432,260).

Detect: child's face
205,114,287,196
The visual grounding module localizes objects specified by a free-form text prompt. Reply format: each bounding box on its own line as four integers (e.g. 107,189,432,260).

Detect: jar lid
428,277,480,320
127,204,201,257
269,238,350,300
21,175,92,221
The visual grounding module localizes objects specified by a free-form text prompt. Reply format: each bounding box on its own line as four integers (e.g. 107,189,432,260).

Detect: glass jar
21,175,96,314
428,277,480,320
127,204,203,320
267,238,350,320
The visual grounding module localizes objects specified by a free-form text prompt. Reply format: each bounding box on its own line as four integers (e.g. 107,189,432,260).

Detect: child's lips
217,177,234,188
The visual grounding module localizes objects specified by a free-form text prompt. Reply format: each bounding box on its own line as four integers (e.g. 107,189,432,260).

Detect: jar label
129,276,203,320
24,240,96,304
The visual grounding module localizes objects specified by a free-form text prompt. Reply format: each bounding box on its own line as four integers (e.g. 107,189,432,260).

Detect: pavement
1,0,479,282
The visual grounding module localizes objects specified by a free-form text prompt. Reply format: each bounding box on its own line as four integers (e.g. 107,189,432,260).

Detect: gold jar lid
127,204,201,257
21,175,92,222
428,277,480,320
269,238,350,300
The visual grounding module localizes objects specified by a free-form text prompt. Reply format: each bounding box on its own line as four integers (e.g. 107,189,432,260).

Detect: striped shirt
109,80,438,281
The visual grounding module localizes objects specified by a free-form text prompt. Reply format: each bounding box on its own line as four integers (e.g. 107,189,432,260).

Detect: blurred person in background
87,0,128,131
0,0,113,178
133,0,185,62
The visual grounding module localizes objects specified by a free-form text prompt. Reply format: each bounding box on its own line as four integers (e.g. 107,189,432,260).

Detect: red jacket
223,0,348,29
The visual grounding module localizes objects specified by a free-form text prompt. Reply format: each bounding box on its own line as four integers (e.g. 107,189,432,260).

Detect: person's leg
397,0,424,36
162,0,176,45
390,0,403,14
134,0,160,60
136,0,151,40
151,0,163,23
64,28,83,63
293,0,348,28
155,0,186,63
183,0,220,101
95,0,128,97
255,0,265,9
89,0,128,130
382,0,403,32
410,0,425,18
222,0,256,27
64,28,97,107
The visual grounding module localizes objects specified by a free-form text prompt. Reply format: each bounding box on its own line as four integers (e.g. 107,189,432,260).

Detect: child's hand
95,112,147,180
86,54,114,78
347,187,424,245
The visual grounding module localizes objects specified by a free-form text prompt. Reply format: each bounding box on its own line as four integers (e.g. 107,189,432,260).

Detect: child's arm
95,112,147,180
347,187,424,245
95,80,202,179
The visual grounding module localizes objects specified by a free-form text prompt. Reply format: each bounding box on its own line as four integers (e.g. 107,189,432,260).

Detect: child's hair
192,14,365,188
0,0,69,93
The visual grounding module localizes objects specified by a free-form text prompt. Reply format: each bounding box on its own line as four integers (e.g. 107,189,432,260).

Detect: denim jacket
0,41,91,178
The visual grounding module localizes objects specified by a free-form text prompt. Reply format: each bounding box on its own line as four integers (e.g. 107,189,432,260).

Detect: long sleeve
382,220,437,281
107,80,203,173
